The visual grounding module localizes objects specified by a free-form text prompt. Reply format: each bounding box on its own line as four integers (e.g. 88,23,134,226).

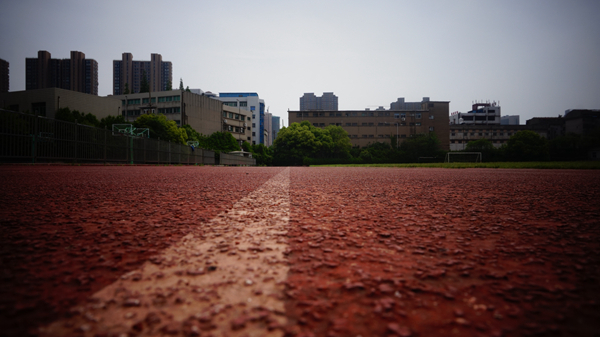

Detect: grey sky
1,0,599,127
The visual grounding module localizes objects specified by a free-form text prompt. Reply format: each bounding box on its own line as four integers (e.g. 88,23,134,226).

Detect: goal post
445,152,482,163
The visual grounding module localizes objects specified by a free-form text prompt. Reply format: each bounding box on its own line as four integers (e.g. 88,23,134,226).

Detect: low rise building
111,90,251,142
289,98,450,149
215,93,265,145
0,87,120,119
449,124,532,151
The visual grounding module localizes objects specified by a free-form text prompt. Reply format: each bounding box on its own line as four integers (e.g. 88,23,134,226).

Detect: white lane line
41,168,291,337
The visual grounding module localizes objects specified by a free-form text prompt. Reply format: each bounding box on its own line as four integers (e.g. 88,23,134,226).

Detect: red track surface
1,166,599,336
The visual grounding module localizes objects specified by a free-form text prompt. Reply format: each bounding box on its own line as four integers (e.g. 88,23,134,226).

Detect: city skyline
1,0,600,127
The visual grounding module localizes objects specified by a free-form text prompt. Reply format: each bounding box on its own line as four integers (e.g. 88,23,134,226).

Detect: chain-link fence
0,109,222,165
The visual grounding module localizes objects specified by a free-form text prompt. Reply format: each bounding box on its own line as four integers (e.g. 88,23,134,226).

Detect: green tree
133,114,188,144
399,133,444,163
250,143,273,166
272,121,352,166
140,70,150,93
206,131,240,152
504,130,549,161
166,80,172,91
99,115,127,130
55,107,100,127
124,83,130,95
465,139,500,162
179,78,184,91
185,86,191,93
325,125,352,158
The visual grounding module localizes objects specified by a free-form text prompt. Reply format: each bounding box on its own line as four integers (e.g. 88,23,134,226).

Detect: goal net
445,152,482,163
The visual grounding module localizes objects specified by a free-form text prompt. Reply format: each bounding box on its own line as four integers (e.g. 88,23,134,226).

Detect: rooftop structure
300,92,338,111
449,101,501,125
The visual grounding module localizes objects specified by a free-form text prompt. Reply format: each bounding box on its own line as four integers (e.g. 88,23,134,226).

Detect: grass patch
311,161,600,169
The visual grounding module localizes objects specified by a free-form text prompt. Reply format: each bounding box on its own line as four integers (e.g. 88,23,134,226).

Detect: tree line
54,108,600,165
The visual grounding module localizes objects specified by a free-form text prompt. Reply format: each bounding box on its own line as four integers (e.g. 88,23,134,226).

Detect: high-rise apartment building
25,51,98,95
113,53,172,95
0,58,8,93
216,93,266,145
264,112,273,146
300,92,338,111
272,115,281,143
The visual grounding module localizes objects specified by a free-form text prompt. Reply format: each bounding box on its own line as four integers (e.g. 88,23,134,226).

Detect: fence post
32,116,39,163
104,127,107,164
74,121,78,163
130,136,134,165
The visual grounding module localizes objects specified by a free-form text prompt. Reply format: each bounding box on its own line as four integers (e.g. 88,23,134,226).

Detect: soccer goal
445,152,482,163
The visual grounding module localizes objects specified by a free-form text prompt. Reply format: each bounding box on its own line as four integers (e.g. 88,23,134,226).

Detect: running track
1,166,599,336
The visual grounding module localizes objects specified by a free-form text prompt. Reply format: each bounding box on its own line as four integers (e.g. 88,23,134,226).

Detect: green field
312,161,600,169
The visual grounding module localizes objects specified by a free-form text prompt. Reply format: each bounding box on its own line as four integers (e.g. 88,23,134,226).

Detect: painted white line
41,168,291,337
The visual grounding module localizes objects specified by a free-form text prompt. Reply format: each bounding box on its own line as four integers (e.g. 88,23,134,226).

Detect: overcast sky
1,0,599,126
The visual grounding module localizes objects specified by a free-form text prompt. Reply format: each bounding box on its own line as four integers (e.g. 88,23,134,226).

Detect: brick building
289,97,450,149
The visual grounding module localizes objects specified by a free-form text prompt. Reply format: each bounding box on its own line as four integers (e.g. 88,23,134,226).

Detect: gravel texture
1,166,599,337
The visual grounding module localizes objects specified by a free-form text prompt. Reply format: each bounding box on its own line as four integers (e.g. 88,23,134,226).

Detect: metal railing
0,109,216,165
219,153,256,166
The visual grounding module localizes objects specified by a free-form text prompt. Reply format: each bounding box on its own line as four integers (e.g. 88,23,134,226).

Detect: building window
247,117,251,121
346,123,352,126
352,123,358,126
416,122,421,126
416,113,422,119
240,102,247,107
451,133,455,136
429,126,434,131
252,132,256,136
252,123,255,127
401,134,406,138
394,114,400,119
362,123,368,126
429,115,434,119
296,113,301,117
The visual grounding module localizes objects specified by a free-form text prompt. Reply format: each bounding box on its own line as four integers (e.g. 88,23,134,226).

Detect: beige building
449,125,533,151
289,99,450,149
0,87,120,119
111,90,251,142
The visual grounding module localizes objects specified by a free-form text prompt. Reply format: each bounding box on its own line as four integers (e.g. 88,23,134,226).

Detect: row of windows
451,132,513,137
222,112,251,121
225,125,247,133
122,95,180,105
297,112,431,119
223,102,249,107
158,107,180,114
158,95,180,103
